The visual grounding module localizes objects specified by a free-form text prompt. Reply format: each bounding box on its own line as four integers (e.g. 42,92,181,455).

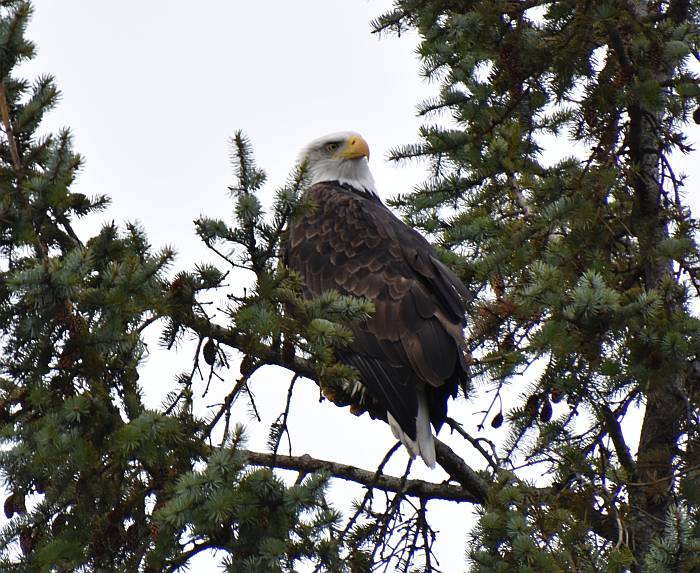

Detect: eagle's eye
325,142,340,153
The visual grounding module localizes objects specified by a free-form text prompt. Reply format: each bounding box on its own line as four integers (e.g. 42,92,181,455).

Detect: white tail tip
386,390,436,468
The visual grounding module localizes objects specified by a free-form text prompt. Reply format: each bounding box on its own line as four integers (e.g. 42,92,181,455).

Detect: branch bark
186,313,621,543
184,314,317,380
434,439,489,503
242,449,483,503
600,405,637,478
0,81,21,173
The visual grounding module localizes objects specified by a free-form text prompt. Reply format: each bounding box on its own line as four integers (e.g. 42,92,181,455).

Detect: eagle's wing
287,182,469,439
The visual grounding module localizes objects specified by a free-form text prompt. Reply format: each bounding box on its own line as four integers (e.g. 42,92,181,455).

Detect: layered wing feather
286,182,469,440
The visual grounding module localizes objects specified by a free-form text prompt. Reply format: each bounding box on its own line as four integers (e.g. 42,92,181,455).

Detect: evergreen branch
185,314,491,499
0,78,48,259
370,9,408,37
50,211,83,250
548,486,620,543
242,449,483,503
163,542,217,573
203,239,238,268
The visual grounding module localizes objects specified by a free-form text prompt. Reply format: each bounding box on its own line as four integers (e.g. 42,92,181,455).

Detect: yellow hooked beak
335,134,370,161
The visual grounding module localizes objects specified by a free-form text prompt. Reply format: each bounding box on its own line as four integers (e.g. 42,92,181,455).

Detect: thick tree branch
185,314,493,501
604,22,634,80
434,439,489,503
242,449,483,503
600,405,637,477
184,314,317,380
615,4,688,566
179,271,623,551
242,445,619,545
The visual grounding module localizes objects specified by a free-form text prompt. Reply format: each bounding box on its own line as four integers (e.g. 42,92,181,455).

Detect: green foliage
156,435,343,573
468,473,606,572
643,505,700,572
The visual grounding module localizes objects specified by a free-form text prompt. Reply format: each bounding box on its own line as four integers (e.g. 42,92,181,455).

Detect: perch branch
242,449,484,503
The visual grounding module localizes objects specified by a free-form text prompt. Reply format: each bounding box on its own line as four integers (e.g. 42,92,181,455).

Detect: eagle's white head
300,131,378,196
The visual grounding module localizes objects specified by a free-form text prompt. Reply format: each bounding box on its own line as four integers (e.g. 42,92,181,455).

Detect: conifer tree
2,1,700,572
371,1,700,570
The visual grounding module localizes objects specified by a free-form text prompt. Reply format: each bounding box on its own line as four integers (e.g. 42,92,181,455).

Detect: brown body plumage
286,143,470,466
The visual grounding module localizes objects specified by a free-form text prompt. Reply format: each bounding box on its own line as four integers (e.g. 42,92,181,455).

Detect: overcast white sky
17,1,700,571
24,1,436,254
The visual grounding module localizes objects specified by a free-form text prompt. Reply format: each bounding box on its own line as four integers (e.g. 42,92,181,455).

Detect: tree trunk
626,4,687,564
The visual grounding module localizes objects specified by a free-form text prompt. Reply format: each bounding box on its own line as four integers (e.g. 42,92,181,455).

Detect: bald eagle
286,132,470,467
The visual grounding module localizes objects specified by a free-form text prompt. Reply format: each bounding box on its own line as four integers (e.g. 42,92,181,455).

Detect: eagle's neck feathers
309,157,378,198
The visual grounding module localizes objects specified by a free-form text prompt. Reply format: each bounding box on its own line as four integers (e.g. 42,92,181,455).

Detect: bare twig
418,498,436,572
271,374,298,458
371,458,412,568
205,373,257,436
338,442,402,542
445,416,500,471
